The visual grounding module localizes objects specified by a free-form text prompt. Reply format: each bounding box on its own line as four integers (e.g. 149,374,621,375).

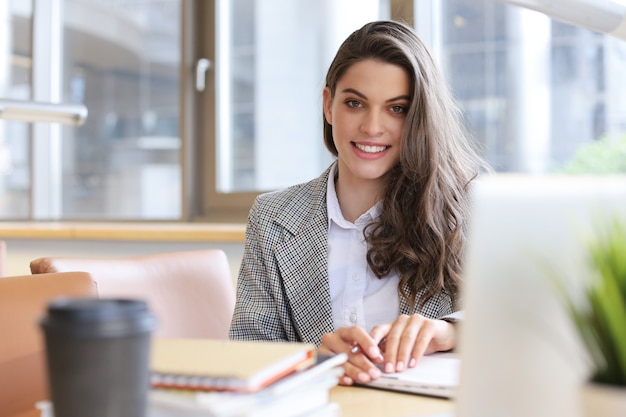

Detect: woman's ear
322,87,333,125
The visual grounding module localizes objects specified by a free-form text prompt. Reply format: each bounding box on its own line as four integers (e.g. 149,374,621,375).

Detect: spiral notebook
150,338,316,393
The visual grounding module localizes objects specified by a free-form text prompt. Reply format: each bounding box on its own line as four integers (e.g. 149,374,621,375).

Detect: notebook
361,353,460,398
454,174,626,417
150,338,316,393
149,353,347,417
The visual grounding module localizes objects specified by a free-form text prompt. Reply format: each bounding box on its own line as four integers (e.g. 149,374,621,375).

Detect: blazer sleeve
229,197,289,342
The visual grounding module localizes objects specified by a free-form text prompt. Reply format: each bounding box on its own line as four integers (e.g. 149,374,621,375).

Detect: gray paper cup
40,298,157,417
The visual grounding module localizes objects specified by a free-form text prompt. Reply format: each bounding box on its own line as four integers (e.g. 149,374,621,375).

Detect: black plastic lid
40,297,158,338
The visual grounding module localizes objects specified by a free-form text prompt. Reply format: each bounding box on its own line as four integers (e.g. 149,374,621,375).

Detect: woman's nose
360,111,384,137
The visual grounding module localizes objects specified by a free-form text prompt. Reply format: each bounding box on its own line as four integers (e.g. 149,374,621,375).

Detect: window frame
194,0,265,223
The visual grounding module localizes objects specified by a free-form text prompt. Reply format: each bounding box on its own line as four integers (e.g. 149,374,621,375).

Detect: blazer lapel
273,166,335,345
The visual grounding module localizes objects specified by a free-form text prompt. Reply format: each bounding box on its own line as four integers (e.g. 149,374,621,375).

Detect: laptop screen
455,174,626,417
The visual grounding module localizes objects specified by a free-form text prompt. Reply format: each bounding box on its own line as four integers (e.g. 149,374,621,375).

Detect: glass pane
60,0,182,219
0,1,33,219
216,0,389,193
441,0,626,174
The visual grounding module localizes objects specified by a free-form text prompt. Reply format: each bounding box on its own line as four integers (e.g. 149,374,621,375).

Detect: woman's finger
341,358,381,384
369,323,391,345
408,319,436,367
319,326,384,382
378,314,409,373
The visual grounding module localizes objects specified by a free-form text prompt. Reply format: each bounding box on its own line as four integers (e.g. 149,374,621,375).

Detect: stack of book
148,338,346,417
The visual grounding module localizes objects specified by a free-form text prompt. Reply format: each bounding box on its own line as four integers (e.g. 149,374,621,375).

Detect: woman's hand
318,326,385,386
369,315,456,373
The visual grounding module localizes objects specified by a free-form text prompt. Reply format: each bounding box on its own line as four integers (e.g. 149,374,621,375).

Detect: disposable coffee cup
40,298,157,417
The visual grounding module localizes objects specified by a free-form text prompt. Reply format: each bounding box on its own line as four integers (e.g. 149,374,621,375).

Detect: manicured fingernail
385,362,394,373
357,372,370,383
369,367,381,379
409,358,417,368
396,361,404,372
368,346,381,358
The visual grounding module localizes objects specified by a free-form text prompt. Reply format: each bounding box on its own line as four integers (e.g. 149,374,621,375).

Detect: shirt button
351,273,358,281
349,313,357,323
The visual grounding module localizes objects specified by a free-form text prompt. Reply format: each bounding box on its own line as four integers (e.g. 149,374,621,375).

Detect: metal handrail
0,98,88,126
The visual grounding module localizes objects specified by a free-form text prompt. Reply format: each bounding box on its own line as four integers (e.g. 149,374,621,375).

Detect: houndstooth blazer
228,162,455,347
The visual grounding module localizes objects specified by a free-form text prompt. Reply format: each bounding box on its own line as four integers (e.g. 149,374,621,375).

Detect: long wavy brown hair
323,20,488,310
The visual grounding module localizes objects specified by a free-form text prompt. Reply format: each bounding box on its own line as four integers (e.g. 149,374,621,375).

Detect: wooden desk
330,385,454,417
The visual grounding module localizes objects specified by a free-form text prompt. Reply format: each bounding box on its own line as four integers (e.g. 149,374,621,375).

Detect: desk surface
330,385,454,417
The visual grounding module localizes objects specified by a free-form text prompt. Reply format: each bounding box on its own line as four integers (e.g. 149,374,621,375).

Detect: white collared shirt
326,165,400,332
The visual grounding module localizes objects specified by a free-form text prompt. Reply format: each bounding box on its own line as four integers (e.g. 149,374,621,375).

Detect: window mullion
413,0,442,59
31,0,63,219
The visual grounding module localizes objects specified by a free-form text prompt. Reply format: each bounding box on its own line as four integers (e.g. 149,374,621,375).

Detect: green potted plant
560,135,626,174
557,217,626,416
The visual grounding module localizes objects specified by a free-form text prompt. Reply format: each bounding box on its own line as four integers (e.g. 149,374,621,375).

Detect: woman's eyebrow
340,88,410,103
341,88,367,99
386,95,411,103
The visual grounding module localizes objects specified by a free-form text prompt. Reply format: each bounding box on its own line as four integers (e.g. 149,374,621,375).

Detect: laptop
365,174,626,417
455,174,626,417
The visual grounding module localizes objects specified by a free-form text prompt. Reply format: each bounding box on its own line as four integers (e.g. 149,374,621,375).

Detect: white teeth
354,143,387,153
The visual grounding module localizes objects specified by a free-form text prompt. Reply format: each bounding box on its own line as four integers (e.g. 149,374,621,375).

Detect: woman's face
323,59,410,187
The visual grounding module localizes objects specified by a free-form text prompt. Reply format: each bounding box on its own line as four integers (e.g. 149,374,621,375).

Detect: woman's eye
390,105,407,114
346,100,362,108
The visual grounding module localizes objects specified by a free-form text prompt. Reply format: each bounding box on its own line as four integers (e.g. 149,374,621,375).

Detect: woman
229,20,487,386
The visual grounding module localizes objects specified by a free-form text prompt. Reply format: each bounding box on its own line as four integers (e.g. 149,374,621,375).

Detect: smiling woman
229,19,488,387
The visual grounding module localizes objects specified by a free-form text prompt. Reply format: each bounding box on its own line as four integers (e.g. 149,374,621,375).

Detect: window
0,1,33,218
208,0,626,216
1,0,182,220
1,0,625,222
200,0,392,220
439,0,626,173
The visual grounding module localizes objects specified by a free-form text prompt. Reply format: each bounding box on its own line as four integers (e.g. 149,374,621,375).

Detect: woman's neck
334,170,384,223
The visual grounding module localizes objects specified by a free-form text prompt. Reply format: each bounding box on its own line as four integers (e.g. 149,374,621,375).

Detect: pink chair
30,249,235,339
